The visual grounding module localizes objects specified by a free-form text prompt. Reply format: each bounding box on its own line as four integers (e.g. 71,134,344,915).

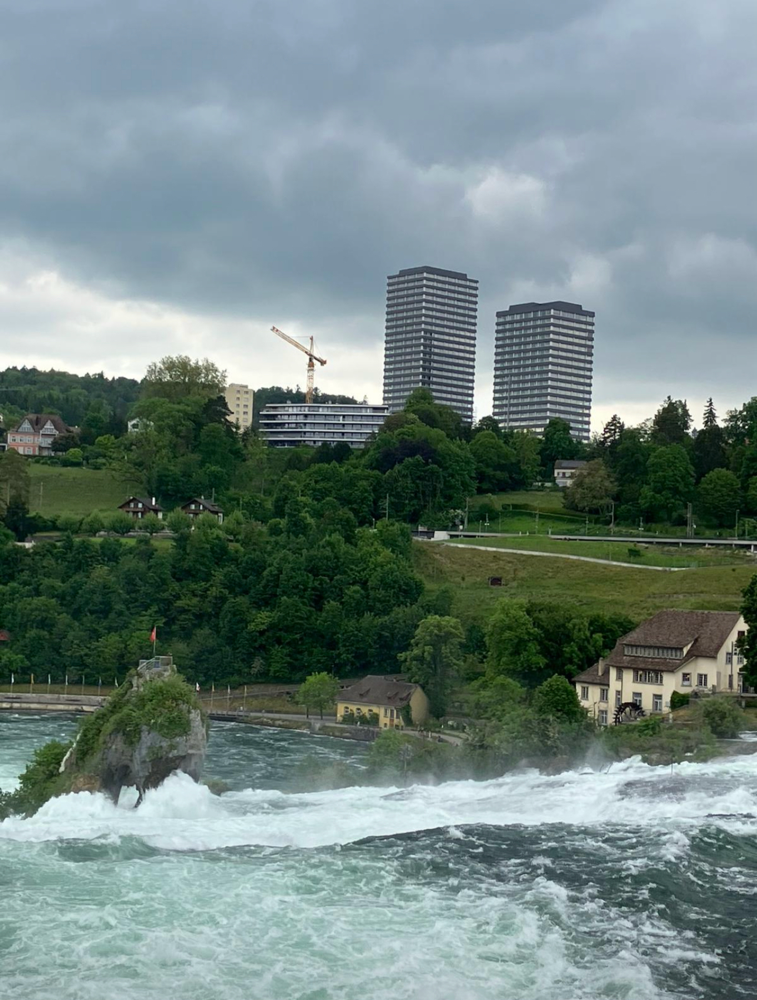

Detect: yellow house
574,610,748,725
336,676,430,729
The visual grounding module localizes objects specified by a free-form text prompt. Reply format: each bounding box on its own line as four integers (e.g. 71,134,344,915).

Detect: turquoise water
2,715,757,999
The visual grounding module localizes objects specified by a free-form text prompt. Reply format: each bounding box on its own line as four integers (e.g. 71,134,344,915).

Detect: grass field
481,490,569,512
27,465,136,518
446,535,753,569
413,541,756,624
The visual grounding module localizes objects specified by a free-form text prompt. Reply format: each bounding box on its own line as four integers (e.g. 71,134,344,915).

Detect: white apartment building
225,383,253,432
575,610,747,725
493,300,594,442
259,402,388,449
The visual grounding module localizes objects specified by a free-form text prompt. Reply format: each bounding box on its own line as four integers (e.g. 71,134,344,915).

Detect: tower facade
382,265,478,422
492,301,594,441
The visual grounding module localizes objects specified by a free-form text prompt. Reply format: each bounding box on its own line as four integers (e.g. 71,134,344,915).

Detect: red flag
150,626,157,643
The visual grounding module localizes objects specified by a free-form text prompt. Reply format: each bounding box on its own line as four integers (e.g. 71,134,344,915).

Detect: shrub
695,697,745,739
670,691,690,711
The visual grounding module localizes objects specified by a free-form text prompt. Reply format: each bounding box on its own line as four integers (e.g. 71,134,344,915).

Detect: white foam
2,752,756,851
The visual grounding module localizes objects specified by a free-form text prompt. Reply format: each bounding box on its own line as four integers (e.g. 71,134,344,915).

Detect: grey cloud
0,0,756,423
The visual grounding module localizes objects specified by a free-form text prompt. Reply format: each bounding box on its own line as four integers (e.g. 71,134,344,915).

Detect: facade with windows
225,383,254,433
575,610,748,724
259,402,388,449
493,301,594,442
336,676,430,729
7,414,71,456
383,265,478,423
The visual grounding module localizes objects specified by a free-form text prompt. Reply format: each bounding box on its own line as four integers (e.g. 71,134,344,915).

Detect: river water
1,714,756,1000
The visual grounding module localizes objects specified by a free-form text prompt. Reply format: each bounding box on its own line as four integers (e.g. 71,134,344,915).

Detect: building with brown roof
180,497,224,524
7,414,72,456
336,675,430,728
574,610,747,725
118,496,164,520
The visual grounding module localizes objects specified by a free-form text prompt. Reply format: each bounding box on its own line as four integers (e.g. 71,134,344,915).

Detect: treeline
0,367,140,436
555,397,757,528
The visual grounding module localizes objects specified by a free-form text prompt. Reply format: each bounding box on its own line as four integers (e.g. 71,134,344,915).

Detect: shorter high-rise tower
492,301,594,442
383,265,478,422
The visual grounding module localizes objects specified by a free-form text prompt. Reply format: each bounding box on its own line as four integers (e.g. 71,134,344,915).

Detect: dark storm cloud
0,0,756,422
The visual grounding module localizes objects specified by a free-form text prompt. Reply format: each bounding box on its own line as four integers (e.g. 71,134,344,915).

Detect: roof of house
338,675,421,708
577,610,742,680
182,497,223,514
14,413,69,434
118,496,163,512
554,460,587,470
573,663,604,685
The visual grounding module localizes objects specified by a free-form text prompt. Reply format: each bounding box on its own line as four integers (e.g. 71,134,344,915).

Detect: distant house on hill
336,676,430,728
118,497,164,520
180,497,224,524
553,459,587,487
7,414,72,456
575,609,748,725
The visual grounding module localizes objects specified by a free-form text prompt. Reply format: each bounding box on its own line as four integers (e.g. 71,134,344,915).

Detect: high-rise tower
382,265,478,422
492,300,594,442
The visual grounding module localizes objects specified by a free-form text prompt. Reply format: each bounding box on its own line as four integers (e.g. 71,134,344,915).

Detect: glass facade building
259,403,389,448
492,300,594,442
382,265,478,423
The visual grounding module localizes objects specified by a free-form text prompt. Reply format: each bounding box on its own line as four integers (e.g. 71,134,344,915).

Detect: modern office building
225,383,254,432
383,265,478,423
259,402,389,448
492,301,594,442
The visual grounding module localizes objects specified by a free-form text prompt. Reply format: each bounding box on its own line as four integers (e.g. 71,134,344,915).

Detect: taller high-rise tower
492,300,594,442
382,265,478,422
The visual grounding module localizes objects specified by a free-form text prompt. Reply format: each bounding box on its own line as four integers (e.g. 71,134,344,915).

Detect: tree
166,509,191,534
296,671,340,719
82,510,105,536
540,418,581,473
610,428,651,505
651,396,691,446
600,414,625,453
639,445,695,521
697,469,741,527
564,460,616,514
106,511,134,535
143,356,227,403
3,498,31,540
532,675,585,723
400,615,465,718
57,514,82,535
469,431,515,493
0,450,30,510
693,399,727,481
486,602,546,685
739,575,757,688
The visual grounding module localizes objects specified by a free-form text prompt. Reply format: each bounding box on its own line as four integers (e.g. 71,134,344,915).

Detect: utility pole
686,503,693,539
735,510,740,539
385,494,390,520
610,501,615,534
535,510,539,534
463,496,469,531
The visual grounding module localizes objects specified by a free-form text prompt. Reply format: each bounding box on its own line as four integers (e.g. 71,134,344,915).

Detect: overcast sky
1,0,755,432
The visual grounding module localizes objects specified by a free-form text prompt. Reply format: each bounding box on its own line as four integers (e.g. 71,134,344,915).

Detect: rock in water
60,656,207,806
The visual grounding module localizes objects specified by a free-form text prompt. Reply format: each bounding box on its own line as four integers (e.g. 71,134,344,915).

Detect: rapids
1,714,756,999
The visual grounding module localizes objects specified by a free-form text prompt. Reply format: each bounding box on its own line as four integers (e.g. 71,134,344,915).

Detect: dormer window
623,645,683,659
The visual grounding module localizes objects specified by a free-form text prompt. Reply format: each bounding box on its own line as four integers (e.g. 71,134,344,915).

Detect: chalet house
7,414,71,456
180,497,224,524
575,610,748,725
553,459,587,488
336,676,430,729
118,497,164,520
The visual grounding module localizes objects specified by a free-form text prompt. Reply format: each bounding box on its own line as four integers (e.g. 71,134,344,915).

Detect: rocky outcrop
60,656,207,806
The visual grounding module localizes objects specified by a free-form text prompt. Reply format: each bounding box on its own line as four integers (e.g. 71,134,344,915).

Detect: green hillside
27,465,136,518
413,541,755,624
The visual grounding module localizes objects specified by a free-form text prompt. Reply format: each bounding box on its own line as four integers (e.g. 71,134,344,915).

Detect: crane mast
270,325,327,404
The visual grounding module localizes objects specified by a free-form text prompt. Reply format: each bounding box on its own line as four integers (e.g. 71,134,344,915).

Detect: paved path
444,542,686,571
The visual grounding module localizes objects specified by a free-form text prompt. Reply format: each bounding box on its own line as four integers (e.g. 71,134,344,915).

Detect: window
632,692,642,707
580,686,589,700
615,690,622,708
633,669,664,685
681,674,691,687
616,668,623,682
600,688,608,703
598,710,608,726
653,695,663,712
697,674,709,688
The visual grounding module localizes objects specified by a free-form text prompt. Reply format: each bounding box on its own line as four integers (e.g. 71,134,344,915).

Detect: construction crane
270,326,327,404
